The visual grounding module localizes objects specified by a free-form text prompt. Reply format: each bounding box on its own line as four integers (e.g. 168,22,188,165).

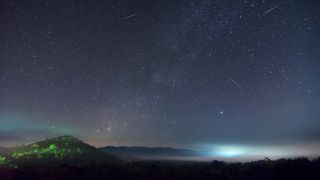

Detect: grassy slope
0,136,121,167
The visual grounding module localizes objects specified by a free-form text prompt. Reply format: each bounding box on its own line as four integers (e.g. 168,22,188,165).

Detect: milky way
1,0,320,160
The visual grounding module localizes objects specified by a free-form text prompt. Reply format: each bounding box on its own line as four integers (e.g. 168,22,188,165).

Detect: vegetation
9,140,84,161
0,136,121,168
0,156,6,165
0,158,320,179
1,136,319,179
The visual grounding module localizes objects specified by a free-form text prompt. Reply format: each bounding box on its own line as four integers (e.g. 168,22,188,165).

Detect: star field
1,0,320,159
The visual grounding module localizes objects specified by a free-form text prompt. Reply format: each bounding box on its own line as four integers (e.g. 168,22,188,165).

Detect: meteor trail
123,12,142,19
263,6,278,15
229,78,243,90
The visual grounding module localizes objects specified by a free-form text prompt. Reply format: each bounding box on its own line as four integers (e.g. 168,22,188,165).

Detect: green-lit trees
0,156,6,165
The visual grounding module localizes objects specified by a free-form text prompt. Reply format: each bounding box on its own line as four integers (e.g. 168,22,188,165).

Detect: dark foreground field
1,157,320,180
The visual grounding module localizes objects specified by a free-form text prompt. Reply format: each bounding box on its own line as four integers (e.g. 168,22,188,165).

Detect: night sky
1,0,320,159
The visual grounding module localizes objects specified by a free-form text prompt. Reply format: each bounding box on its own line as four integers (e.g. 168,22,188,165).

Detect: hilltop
0,136,121,167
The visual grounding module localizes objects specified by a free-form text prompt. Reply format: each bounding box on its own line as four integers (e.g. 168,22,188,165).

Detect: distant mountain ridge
100,146,200,160
0,135,121,167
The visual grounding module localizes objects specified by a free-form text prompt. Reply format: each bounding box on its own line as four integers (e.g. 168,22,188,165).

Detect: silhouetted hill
0,136,121,167
1,157,320,179
100,146,200,160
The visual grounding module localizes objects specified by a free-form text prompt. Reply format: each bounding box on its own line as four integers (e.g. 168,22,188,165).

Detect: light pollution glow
201,143,320,161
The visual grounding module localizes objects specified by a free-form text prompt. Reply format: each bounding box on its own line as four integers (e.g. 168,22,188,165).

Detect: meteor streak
263,6,278,15
123,12,142,19
229,78,243,90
